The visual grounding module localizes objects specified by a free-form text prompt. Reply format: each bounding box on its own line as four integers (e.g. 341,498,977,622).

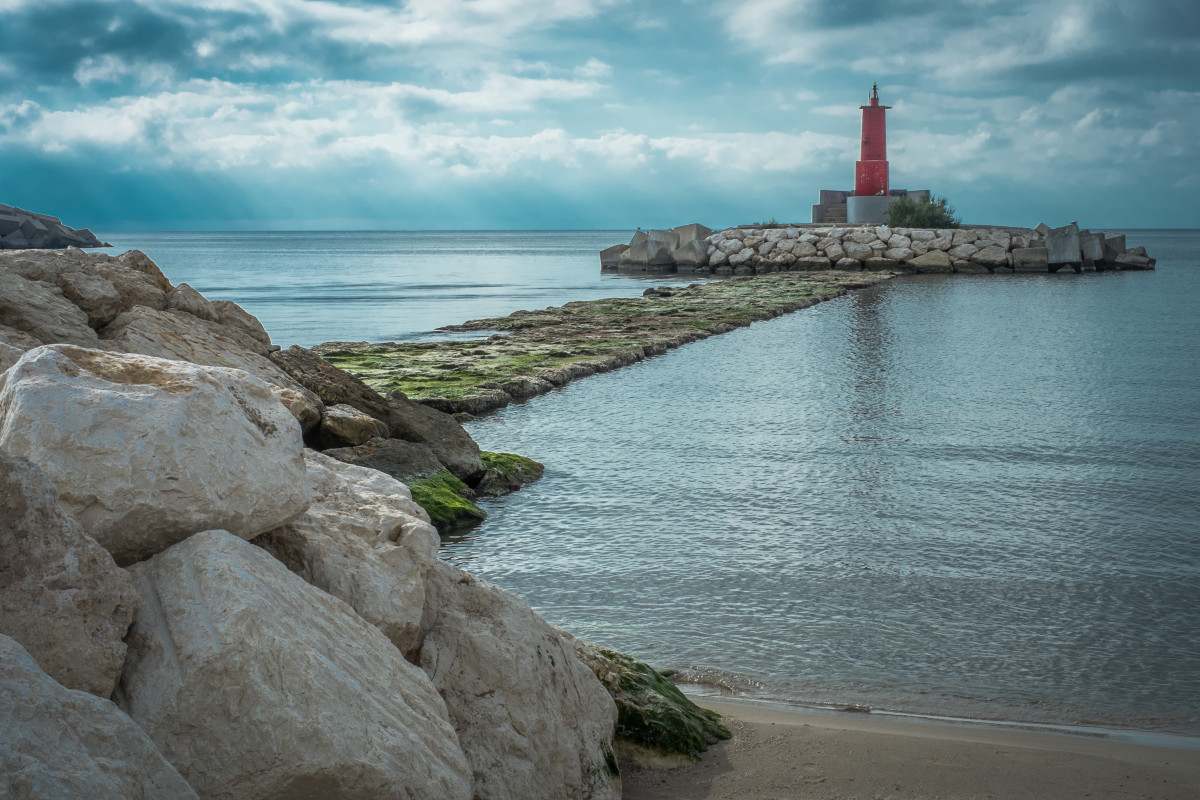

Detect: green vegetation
885,194,960,229
588,646,730,761
407,469,487,532
477,451,545,496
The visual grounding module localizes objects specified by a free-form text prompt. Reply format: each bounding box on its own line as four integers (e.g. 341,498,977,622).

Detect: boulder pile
0,205,109,249
602,221,1153,275
0,247,630,799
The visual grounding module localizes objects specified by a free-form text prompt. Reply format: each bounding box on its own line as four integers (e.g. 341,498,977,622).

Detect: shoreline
623,697,1200,799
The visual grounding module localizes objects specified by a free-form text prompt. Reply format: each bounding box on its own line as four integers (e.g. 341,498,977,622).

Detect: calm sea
103,229,1200,740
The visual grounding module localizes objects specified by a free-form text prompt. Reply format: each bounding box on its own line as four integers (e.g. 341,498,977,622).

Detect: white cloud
73,54,173,87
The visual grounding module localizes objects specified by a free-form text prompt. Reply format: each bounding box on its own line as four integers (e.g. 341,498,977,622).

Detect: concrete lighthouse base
847,195,895,224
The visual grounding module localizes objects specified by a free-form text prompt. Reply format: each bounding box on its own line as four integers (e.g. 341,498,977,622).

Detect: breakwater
315,271,893,416
602,222,1155,275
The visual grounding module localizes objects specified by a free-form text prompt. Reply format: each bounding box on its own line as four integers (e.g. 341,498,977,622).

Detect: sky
2,0,1198,231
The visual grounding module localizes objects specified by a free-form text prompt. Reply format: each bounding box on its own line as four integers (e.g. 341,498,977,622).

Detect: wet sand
622,697,1200,800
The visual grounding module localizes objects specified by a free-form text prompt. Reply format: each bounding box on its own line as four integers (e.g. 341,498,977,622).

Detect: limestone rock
0,324,42,373
420,561,619,800
824,242,845,262
0,345,309,565
794,256,832,270
971,245,1010,267
0,267,101,348
884,247,914,262
756,240,775,256
888,234,912,249
210,300,272,345
835,257,861,269
951,229,977,246
101,306,323,424
948,243,978,260
906,250,953,271
716,238,743,255
119,530,472,800
85,261,168,311
848,229,877,245
0,451,137,698
164,283,220,322
315,402,391,448
728,247,755,267
117,249,173,292
475,451,546,498
707,249,729,267
0,635,197,799
271,346,483,482
322,436,443,483
793,241,818,257
57,271,122,329
986,230,1012,249
254,450,438,656
910,229,936,241
910,241,930,255
931,236,953,251
842,241,874,261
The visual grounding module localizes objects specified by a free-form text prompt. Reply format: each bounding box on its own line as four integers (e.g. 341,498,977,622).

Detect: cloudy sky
3,0,1197,230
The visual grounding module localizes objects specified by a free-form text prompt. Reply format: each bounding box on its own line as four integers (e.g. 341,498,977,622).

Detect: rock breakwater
1,244,733,798
603,221,1154,275
0,205,108,250
316,270,893,416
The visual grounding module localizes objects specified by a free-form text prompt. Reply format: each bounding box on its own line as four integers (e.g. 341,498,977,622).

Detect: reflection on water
451,234,1200,736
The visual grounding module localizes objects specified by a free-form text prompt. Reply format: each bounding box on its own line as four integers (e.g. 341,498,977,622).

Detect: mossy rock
569,639,730,768
408,469,487,532
476,451,545,497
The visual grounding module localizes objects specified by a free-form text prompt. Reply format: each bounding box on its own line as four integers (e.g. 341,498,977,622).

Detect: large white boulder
419,561,620,800
0,450,137,698
119,530,473,800
0,345,309,565
254,450,438,656
0,634,197,799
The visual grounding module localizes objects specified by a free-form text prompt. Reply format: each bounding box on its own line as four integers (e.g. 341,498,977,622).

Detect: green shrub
885,195,960,228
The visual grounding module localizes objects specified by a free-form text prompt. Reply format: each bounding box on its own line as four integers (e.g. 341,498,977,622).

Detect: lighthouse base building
812,84,929,225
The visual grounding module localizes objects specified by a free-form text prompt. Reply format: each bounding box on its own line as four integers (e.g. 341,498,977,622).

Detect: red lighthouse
855,83,890,197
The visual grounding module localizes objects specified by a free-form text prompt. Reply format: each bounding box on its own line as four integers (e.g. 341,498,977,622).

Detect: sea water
103,228,1200,737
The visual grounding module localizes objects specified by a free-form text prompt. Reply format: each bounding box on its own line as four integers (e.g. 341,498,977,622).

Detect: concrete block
599,244,628,269
1101,233,1126,266
1034,223,1051,237
1079,232,1104,264
0,214,21,237
619,234,649,267
1045,222,1081,266
672,239,708,267
646,229,679,266
1012,248,1050,271
671,223,712,247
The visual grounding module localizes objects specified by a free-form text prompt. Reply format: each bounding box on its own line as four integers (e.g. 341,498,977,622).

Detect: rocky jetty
0,205,108,250
316,271,893,416
1,244,733,797
603,221,1154,274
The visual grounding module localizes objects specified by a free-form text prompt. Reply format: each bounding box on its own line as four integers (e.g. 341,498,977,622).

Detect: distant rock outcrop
0,205,108,249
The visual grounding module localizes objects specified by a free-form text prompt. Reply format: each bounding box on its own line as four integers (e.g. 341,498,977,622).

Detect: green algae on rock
477,451,545,497
407,469,486,532
314,271,894,415
568,637,731,769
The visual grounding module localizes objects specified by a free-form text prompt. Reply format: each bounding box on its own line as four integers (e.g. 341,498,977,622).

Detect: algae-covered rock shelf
315,270,894,416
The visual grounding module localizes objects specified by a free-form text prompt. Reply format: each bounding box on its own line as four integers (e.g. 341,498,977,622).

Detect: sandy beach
622,697,1200,800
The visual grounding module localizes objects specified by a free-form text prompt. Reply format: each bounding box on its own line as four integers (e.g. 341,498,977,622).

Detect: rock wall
603,221,1154,275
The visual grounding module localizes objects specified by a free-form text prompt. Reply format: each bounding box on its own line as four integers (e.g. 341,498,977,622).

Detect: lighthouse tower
855,83,890,197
